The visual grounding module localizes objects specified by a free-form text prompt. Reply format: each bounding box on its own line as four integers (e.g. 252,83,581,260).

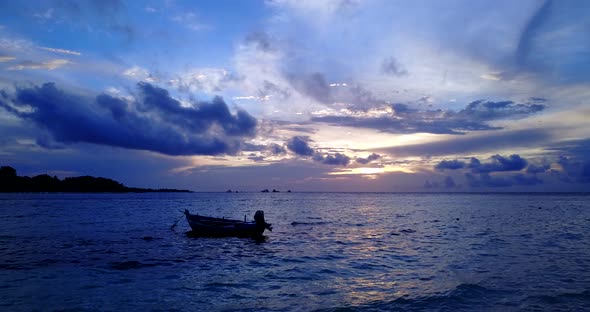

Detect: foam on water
0,192,589,311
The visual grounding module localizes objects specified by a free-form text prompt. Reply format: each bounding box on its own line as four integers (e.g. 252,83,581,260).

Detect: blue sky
1,0,589,192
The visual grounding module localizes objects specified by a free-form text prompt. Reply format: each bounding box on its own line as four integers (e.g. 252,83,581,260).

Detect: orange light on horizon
329,165,416,177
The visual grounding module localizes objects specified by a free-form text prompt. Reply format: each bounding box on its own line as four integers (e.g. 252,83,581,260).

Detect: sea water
0,192,589,311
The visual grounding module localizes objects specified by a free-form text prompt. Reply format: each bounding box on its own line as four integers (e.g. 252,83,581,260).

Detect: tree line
0,166,191,193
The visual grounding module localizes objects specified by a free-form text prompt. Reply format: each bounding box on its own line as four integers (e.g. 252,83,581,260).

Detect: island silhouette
0,166,191,193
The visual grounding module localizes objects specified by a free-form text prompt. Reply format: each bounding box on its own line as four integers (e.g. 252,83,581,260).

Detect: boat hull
184,211,267,238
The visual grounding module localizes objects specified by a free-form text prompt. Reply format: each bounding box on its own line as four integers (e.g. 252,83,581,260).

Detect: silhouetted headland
0,166,191,193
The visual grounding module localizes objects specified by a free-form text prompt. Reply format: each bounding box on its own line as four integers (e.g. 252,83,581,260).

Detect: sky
0,0,589,192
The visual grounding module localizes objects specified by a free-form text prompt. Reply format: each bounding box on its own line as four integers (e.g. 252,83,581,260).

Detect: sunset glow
0,0,588,192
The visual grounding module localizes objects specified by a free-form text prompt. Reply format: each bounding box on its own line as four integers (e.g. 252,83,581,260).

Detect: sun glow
329,165,415,177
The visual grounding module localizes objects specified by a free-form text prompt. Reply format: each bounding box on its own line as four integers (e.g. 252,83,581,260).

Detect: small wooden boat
184,209,272,238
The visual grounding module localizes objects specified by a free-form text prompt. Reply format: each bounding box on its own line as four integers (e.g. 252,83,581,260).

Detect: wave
290,221,332,226
316,284,512,311
522,290,590,310
317,285,590,311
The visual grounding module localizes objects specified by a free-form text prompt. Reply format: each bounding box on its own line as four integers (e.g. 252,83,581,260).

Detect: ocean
0,192,589,311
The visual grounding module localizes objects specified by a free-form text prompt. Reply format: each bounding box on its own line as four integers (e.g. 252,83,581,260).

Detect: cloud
356,153,380,164
314,152,351,166
287,72,385,111
136,82,257,137
433,155,540,188
456,100,545,121
39,47,82,56
244,32,274,52
168,68,240,94
7,59,70,70
469,154,528,173
465,172,543,188
444,176,457,188
547,138,590,183
376,128,552,157
424,176,457,189
546,138,590,156
516,0,553,68
33,7,54,20
0,56,16,62
123,66,158,82
381,57,408,77
289,72,332,104
558,155,590,184
285,136,352,166
268,143,287,155
527,163,550,174
312,100,544,135
311,115,491,135
513,173,544,185
435,159,466,170
0,82,257,156
172,12,208,31
480,73,502,81
287,136,315,156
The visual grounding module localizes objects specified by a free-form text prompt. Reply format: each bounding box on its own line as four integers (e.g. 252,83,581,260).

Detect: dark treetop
0,166,191,193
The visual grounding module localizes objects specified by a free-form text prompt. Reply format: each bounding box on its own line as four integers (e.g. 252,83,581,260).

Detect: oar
170,213,185,230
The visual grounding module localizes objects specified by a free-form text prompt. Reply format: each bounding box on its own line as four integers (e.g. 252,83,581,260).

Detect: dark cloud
137,82,257,136
558,156,590,184
315,152,351,166
244,31,274,52
434,154,539,188
376,128,552,157
435,159,466,170
286,136,315,156
286,72,383,111
247,155,265,162
356,153,380,164
285,136,352,166
513,173,544,186
0,82,257,156
313,100,544,135
469,154,527,173
258,80,292,100
465,173,511,187
381,57,408,77
546,138,590,156
290,72,332,104
35,134,65,150
311,115,495,135
456,100,545,121
545,139,590,183
391,103,415,114
444,176,457,188
511,0,590,83
530,97,547,103
516,0,553,68
527,163,550,174
465,172,543,188
269,143,287,155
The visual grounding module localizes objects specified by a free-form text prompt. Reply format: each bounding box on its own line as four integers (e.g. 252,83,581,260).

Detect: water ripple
0,193,589,311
